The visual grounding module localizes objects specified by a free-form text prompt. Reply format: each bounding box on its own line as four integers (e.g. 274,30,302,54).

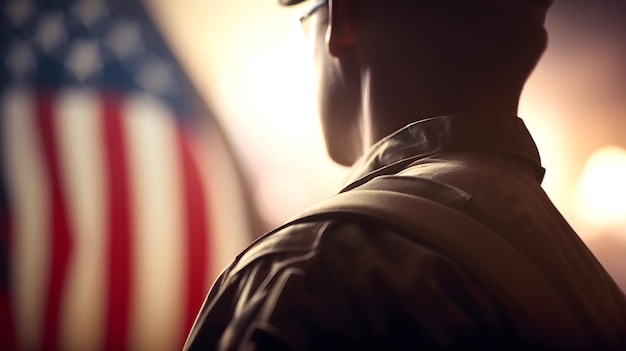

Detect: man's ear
327,0,358,57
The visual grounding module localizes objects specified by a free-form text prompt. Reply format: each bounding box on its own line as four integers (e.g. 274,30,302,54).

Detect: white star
135,58,175,96
71,0,108,28
65,40,102,82
4,0,36,27
5,40,36,80
34,13,67,54
105,20,144,60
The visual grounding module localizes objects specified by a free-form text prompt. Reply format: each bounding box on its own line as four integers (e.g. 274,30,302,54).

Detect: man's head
282,0,552,165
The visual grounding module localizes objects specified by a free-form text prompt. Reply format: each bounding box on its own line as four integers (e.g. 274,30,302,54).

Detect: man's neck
359,69,521,152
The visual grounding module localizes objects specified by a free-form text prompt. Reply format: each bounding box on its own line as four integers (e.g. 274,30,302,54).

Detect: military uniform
184,114,626,350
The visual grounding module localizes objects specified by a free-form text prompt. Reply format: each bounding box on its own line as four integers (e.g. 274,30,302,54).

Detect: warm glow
575,146,626,228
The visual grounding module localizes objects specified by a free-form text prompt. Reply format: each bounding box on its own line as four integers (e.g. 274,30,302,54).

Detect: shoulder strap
290,186,592,348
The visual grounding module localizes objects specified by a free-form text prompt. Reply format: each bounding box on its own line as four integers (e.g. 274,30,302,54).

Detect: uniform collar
344,113,545,188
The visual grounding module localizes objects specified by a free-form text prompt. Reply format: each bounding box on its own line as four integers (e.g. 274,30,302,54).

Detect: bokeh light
575,146,626,229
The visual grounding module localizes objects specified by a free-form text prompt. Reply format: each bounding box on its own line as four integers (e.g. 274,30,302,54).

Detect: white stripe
55,90,106,351
2,89,50,351
201,124,251,283
124,94,184,351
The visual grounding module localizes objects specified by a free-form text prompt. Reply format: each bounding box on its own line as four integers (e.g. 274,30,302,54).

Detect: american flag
0,0,257,350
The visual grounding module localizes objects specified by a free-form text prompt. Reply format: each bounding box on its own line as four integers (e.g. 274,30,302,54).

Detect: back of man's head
375,0,550,80
284,0,552,90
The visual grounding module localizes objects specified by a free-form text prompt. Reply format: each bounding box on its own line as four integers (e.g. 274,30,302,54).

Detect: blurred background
1,0,625,350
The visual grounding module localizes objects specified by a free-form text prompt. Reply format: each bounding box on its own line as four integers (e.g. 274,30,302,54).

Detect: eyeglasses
299,0,328,38
299,0,329,24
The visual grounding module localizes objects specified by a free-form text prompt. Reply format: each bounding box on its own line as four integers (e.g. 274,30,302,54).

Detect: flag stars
4,0,36,28
5,40,36,81
65,40,102,82
34,13,67,54
136,58,176,97
105,20,144,61
71,0,108,28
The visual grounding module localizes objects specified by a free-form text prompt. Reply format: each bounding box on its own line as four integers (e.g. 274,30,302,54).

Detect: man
184,0,626,349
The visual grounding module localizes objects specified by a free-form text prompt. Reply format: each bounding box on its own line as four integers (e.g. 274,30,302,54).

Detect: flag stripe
36,92,74,351
56,90,106,350
0,289,15,351
0,232,14,351
0,246,12,351
125,94,184,351
3,90,50,350
202,130,250,281
177,130,209,340
0,102,16,351
102,94,133,351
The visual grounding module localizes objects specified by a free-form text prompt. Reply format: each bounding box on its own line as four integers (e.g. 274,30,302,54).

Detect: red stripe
0,289,16,351
1,209,16,351
35,92,74,351
101,95,133,351
177,130,209,348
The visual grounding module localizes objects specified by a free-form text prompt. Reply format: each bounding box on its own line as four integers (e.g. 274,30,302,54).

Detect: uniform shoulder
226,213,410,279
228,220,332,277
